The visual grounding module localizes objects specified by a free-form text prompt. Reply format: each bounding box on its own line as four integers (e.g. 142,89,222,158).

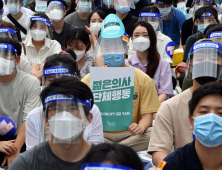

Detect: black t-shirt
122,13,138,37
181,18,196,45
162,140,204,170
53,21,77,49
66,0,76,17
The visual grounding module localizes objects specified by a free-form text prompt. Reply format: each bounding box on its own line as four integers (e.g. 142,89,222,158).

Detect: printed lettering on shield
0,117,16,136
165,41,175,59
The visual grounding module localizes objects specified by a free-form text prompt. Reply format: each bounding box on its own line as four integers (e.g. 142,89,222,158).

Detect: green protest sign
90,67,134,131
35,0,47,13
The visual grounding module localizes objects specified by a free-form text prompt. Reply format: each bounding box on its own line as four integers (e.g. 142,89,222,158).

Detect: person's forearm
14,121,26,151
152,151,168,167
138,113,153,131
159,94,167,103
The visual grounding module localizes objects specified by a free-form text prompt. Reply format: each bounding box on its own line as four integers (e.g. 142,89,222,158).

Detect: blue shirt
163,7,186,46
162,140,204,170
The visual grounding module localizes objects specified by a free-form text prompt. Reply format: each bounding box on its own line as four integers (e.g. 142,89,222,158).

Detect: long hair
131,21,160,78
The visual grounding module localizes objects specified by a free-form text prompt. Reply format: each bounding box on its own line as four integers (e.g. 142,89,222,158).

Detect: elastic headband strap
0,43,17,54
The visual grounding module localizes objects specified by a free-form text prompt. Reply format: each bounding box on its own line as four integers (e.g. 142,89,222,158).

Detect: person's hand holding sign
0,140,17,156
128,123,145,135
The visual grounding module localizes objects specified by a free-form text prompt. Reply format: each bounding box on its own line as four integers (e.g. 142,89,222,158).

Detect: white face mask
49,9,64,22
133,37,150,52
74,50,85,61
90,23,103,35
31,30,47,41
0,58,15,76
48,111,83,142
149,22,159,31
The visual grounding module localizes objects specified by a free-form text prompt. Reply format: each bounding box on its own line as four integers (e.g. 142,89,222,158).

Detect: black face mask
193,62,221,85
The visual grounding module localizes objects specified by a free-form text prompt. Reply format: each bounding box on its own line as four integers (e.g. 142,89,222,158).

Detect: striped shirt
22,37,62,65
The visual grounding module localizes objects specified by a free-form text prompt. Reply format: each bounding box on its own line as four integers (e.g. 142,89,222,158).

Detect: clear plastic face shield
46,1,66,23
101,0,114,9
139,12,163,32
76,0,95,13
208,31,222,45
93,14,127,67
6,0,22,15
186,41,222,81
0,28,18,40
0,43,17,76
191,0,212,17
42,66,78,87
114,0,135,14
194,12,216,36
27,17,53,41
81,163,136,170
44,94,91,144
155,1,172,18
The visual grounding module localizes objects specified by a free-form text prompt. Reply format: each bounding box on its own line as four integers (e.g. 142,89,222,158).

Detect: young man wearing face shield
148,39,222,167
114,0,138,37
151,81,222,170
8,76,95,170
82,14,160,152
65,0,95,29
3,0,31,41
46,0,77,49
155,0,186,48
96,0,116,15
0,37,41,166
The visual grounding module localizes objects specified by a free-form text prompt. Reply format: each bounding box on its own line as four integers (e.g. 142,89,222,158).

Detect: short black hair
65,28,91,52
0,37,21,56
40,76,94,118
189,81,222,116
205,24,222,38
140,5,160,13
43,53,79,77
194,6,219,23
81,143,144,170
87,10,107,26
47,0,67,10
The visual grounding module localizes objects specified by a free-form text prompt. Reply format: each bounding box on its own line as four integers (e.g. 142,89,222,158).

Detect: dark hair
156,0,172,5
204,23,218,37
140,5,160,13
81,143,143,170
0,0,3,9
0,37,21,56
40,76,94,118
65,28,91,52
194,6,219,23
47,0,67,9
131,21,160,78
0,22,16,30
188,81,222,116
88,10,107,26
205,24,222,38
30,13,50,29
44,53,79,78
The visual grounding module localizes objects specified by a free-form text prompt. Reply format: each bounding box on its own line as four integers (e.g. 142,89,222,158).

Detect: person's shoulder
17,70,40,88
159,57,170,66
81,73,90,86
66,11,78,18
182,17,192,26
134,67,153,83
22,12,32,18
158,32,172,42
162,142,193,169
27,107,41,121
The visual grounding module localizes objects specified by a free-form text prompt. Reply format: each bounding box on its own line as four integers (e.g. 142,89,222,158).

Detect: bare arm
152,151,168,167
158,94,168,103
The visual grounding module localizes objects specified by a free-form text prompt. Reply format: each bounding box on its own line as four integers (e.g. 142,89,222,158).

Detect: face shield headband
48,1,66,10
42,66,78,78
30,17,53,27
208,31,222,38
81,163,136,170
139,12,162,19
0,43,17,56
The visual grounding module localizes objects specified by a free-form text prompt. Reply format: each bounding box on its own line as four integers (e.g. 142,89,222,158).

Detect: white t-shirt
128,31,173,64
3,12,31,41
26,104,104,150
0,70,41,135
16,56,32,74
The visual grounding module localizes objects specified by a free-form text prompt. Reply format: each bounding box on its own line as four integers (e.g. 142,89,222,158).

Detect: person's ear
44,114,50,126
64,10,67,16
86,113,93,123
20,2,24,7
189,115,194,131
15,56,21,65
